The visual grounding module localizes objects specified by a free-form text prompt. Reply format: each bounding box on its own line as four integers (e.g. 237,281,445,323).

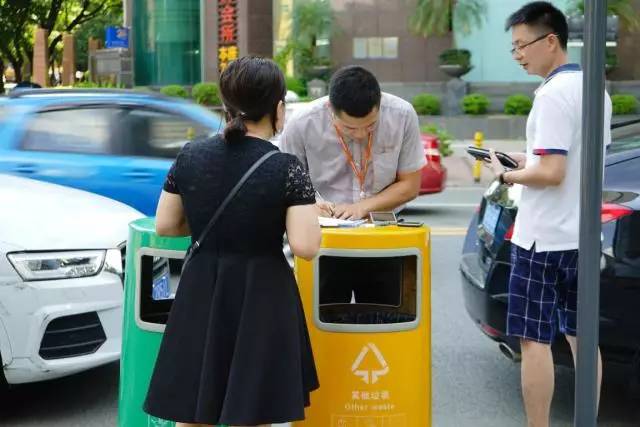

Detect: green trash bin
118,217,191,427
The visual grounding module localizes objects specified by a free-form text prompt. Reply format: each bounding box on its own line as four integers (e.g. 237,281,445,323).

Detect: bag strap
190,150,278,253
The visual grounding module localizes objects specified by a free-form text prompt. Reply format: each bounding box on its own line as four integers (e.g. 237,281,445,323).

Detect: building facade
126,0,639,86
128,0,274,86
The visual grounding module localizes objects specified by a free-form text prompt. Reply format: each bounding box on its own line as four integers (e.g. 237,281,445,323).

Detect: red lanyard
334,125,374,197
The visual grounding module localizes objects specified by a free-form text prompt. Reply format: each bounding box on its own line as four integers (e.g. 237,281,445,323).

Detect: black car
460,120,640,381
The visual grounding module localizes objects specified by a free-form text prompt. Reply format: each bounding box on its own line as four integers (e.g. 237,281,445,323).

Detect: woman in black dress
144,56,321,427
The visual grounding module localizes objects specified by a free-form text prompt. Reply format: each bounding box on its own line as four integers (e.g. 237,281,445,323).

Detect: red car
420,133,447,194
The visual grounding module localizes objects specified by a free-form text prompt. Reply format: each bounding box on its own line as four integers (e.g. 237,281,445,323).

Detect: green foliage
410,0,487,37
73,80,123,88
611,94,639,115
568,0,640,31
421,124,453,157
0,0,123,83
504,94,533,115
74,10,123,71
412,93,441,115
276,0,334,82
160,85,189,99
438,49,472,68
191,82,221,106
462,93,490,115
285,76,307,97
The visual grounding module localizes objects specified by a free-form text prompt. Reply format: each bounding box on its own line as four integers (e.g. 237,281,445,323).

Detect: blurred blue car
0,89,224,215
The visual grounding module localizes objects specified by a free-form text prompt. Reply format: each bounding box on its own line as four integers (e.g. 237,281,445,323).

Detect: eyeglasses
510,33,555,55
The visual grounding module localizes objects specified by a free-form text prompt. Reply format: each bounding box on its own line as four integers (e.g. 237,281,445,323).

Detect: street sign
105,26,129,49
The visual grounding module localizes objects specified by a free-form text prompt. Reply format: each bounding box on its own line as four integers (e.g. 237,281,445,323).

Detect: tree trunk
0,59,5,94
13,57,24,82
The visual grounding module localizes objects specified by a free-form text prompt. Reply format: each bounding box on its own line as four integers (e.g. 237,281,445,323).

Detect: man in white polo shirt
488,2,612,426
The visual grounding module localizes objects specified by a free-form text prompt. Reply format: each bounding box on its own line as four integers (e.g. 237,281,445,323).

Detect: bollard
472,131,484,183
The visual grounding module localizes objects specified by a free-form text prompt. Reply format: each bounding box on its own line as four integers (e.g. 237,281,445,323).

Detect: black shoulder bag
180,150,278,274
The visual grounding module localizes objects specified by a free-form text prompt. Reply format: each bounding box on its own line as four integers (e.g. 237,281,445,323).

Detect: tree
36,0,123,72
568,0,640,31
0,0,34,82
0,0,121,84
275,0,334,81
409,0,487,37
73,9,122,71
0,58,5,94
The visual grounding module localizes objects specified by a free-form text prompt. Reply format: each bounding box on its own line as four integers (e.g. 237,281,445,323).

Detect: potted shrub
421,124,453,157
412,93,441,115
461,93,490,115
438,48,473,78
611,94,639,115
191,82,222,106
504,94,533,115
160,85,189,99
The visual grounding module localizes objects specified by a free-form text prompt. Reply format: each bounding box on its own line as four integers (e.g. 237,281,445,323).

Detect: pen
315,190,335,217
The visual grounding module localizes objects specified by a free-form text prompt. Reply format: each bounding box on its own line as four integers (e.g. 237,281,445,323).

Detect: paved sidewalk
443,139,526,187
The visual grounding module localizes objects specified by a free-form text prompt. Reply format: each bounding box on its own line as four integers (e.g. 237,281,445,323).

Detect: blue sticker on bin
152,274,171,300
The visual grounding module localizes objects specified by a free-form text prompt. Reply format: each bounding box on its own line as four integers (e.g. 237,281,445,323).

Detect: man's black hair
505,1,569,50
329,66,381,118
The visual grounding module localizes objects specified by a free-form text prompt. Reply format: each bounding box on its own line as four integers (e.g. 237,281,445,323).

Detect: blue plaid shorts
506,244,579,344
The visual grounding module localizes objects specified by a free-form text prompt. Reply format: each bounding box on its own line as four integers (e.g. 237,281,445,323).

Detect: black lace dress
144,135,319,425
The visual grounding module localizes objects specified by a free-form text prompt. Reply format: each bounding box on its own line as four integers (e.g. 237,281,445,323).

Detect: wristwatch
499,172,510,186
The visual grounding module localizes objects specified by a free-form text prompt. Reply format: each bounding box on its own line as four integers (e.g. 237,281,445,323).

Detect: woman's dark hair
505,1,569,50
219,56,286,142
329,65,381,118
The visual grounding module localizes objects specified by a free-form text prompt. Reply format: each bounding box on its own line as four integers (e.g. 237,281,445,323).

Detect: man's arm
495,152,566,187
281,115,335,217
491,93,571,187
332,108,424,220
332,170,421,220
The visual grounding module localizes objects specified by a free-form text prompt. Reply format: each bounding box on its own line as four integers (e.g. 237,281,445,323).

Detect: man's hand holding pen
315,191,335,217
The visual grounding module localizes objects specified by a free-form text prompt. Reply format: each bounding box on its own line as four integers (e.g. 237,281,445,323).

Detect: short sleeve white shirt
511,64,612,252
280,93,426,205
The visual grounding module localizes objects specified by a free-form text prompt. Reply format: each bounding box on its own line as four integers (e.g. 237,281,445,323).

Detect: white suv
0,174,142,385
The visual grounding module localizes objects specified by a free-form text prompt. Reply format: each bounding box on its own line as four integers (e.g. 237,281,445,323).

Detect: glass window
353,37,399,59
610,122,640,154
22,108,115,154
353,38,367,59
383,37,399,59
367,37,383,59
117,109,214,158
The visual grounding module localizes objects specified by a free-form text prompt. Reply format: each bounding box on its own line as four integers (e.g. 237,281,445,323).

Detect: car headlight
7,250,106,281
104,248,124,277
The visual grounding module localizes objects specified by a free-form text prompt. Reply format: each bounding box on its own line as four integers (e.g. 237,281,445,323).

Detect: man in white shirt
281,66,426,305
488,2,612,426
281,65,425,221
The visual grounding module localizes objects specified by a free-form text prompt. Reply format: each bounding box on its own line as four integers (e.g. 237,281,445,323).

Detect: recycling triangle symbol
351,343,389,384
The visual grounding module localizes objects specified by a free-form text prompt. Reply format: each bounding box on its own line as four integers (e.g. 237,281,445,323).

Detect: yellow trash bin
294,226,431,427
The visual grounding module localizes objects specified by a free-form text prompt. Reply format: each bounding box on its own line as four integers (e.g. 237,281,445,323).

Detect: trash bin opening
318,255,418,325
139,255,179,325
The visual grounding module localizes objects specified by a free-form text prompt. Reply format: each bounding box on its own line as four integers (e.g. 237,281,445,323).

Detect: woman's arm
155,191,191,236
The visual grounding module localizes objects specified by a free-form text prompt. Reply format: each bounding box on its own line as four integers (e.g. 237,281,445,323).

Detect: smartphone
369,211,397,225
466,146,519,169
397,220,423,227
